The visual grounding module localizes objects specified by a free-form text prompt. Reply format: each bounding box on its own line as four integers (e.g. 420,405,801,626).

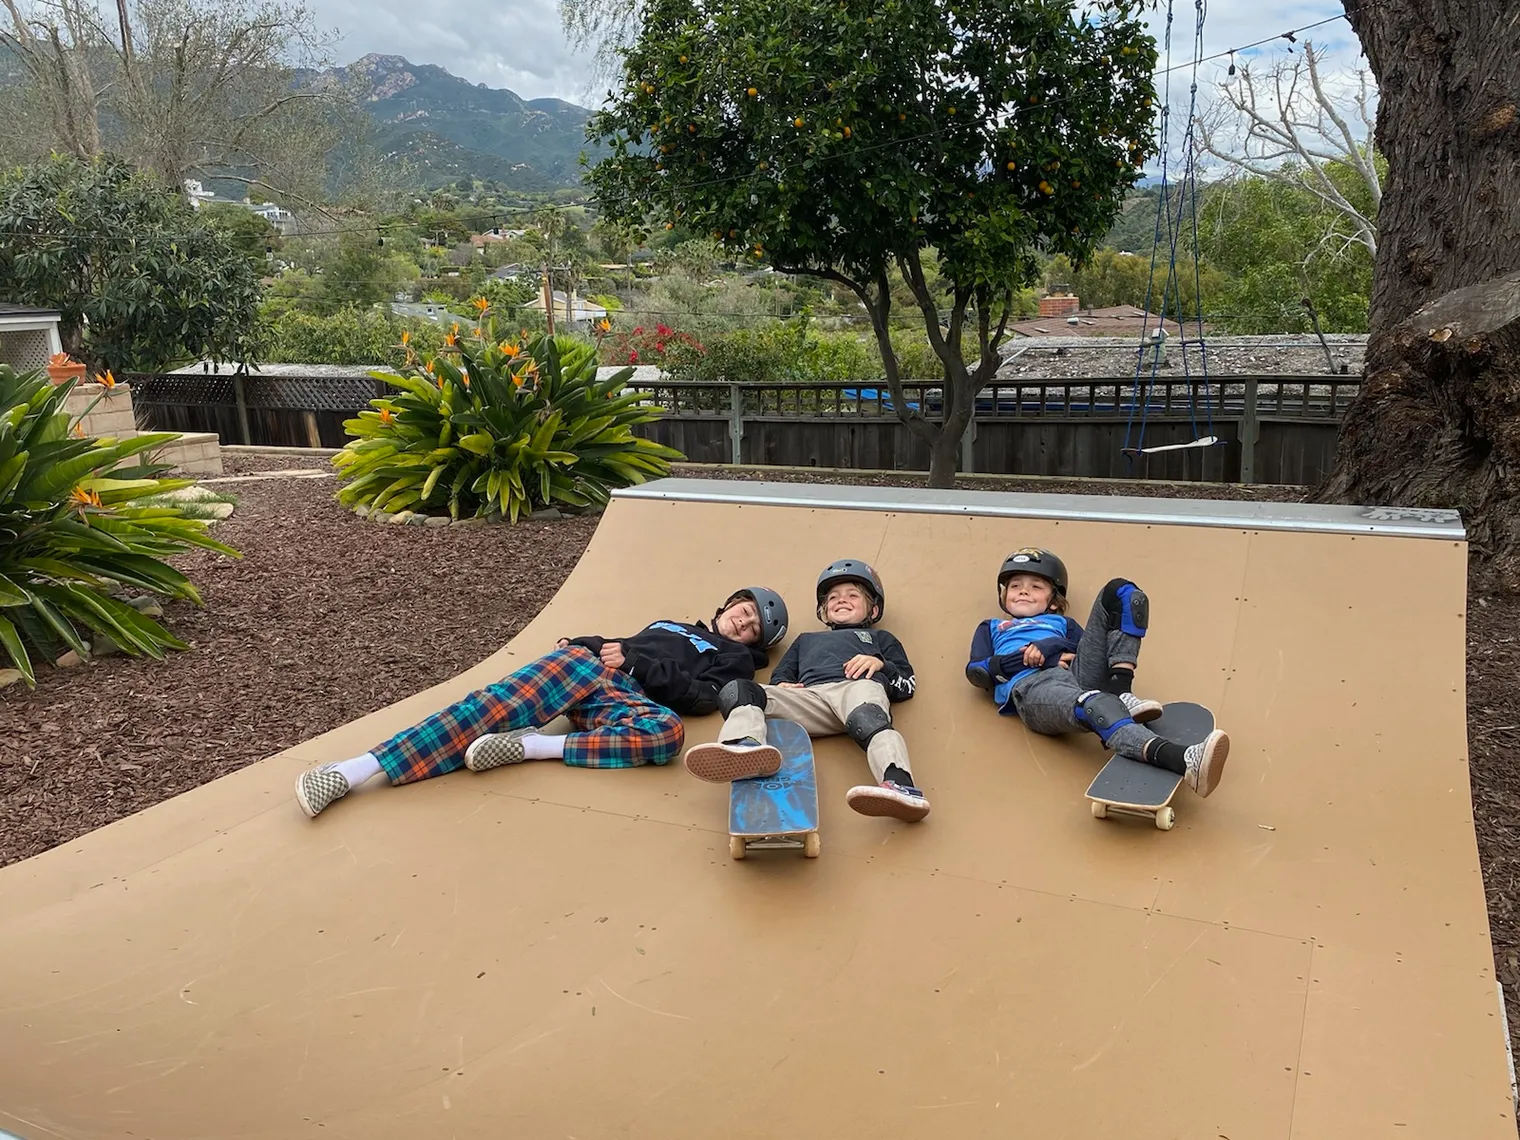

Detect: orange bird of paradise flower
379,408,395,425
70,486,102,508
500,342,521,358
473,296,490,313
95,370,117,388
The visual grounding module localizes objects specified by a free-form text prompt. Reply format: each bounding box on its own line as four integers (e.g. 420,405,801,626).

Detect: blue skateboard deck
1085,701,1214,831
727,718,819,859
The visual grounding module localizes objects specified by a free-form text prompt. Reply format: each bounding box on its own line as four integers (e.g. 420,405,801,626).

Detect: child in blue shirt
966,548,1229,798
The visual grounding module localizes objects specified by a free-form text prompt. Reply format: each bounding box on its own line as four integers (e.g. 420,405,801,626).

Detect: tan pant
721,680,912,784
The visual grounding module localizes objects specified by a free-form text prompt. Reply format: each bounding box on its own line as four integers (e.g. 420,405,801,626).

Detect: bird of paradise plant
0,365,239,686
332,318,682,523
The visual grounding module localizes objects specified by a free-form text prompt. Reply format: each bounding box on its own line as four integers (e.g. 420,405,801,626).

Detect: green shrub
261,306,451,367
333,318,683,522
888,329,949,380
0,366,239,685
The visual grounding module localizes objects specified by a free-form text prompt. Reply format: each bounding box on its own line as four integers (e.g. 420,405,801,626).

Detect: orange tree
588,0,1158,485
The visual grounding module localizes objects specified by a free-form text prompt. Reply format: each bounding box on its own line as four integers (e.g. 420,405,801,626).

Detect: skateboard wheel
1155,807,1175,831
730,836,747,860
803,832,821,858
1091,802,1108,819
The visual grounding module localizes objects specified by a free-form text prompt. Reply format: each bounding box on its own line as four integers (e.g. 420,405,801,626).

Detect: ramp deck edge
616,479,1468,540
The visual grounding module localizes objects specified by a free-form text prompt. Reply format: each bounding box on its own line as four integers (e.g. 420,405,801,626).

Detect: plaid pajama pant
372,647,686,784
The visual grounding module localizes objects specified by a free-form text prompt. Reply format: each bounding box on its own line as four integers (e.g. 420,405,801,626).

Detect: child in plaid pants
295,586,790,817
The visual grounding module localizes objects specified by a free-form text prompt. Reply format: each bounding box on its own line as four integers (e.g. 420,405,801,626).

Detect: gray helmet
998,548,1068,612
717,587,789,649
816,558,885,626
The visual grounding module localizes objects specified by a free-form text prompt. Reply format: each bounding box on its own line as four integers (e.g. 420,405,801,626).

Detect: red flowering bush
598,322,706,371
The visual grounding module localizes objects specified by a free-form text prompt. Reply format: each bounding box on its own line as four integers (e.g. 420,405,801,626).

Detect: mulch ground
4,457,1520,1060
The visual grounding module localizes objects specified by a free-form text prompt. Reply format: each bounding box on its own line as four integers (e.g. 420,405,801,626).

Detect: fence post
1239,375,1259,484
960,417,977,474
231,370,252,445
727,382,744,465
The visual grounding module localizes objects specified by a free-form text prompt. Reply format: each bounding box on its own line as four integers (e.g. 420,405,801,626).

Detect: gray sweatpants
1008,586,1156,761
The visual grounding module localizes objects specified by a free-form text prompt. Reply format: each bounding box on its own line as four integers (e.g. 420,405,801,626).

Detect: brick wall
64,382,137,440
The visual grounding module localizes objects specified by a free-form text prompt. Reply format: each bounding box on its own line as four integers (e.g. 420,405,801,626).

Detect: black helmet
998,548,1068,612
717,587,789,649
816,559,885,626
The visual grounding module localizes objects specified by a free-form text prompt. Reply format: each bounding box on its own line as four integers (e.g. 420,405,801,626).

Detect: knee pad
1101,578,1149,637
718,678,768,717
845,703,893,751
1074,690,1134,747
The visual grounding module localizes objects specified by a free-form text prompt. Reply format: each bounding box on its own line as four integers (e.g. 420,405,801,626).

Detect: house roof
0,302,61,319
1009,305,1188,339
526,291,608,321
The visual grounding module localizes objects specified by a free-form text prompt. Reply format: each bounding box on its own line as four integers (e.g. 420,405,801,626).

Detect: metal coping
613,478,1467,541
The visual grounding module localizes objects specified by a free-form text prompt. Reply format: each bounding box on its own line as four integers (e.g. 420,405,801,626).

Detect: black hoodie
566,621,767,716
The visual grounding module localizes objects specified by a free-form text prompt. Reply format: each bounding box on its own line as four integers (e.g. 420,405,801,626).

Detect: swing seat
1121,435,1225,456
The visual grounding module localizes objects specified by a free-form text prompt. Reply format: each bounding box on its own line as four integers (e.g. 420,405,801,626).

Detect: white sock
334,753,383,786
520,733,567,760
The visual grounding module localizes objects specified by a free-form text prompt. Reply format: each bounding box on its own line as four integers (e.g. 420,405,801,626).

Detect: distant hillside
311,54,597,190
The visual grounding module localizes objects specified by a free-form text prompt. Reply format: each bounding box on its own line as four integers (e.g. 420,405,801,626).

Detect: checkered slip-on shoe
465,727,538,772
1119,692,1164,724
295,765,351,818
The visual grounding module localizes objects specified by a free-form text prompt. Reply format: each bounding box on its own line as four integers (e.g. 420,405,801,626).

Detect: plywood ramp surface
0,482,1507,1140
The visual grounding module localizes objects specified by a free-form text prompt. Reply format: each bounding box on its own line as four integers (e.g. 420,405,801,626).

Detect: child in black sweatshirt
294,587,790,818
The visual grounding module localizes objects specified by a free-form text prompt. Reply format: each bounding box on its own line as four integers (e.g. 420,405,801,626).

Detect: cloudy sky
309,0,1369,110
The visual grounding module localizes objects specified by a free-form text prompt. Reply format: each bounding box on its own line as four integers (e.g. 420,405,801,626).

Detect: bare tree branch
1198,40,1380,258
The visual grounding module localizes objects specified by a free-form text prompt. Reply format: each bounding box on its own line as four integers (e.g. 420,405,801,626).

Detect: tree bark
1317,1,1520,581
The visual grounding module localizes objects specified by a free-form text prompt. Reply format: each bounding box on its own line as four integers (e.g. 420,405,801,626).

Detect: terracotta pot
46,361,87,386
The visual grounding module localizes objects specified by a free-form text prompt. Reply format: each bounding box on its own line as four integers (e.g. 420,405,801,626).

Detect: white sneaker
1183,730,1230,797
683,737,781,782
1119,691,1164,724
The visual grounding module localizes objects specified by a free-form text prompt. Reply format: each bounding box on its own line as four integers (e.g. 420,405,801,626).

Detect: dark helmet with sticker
998,548,1068,612
815,558,885,626
715,586,789,649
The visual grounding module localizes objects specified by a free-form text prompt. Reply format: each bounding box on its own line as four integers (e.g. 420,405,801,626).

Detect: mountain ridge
311,53,597,191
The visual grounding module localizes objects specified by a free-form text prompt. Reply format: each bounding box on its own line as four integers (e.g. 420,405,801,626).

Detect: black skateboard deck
1085,701,1214,831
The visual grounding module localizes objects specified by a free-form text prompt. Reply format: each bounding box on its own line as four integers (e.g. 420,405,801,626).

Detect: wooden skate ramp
0,480,1507,1140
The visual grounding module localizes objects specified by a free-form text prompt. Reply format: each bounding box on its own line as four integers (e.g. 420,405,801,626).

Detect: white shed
0,303,64,373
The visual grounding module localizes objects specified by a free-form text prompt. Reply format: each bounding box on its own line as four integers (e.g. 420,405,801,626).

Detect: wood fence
126,371,1359,486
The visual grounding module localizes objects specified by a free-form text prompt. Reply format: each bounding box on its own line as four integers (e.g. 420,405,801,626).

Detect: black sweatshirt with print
566,621,767,716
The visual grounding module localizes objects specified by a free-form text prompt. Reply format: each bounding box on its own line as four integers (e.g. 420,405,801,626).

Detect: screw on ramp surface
0,480,1506,1140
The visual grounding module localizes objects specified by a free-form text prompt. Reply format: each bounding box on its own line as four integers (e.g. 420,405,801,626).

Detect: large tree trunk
1316,1,1520,582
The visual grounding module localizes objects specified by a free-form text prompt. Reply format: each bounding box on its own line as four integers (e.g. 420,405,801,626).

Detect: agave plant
0,365,238,686
333,319,682,522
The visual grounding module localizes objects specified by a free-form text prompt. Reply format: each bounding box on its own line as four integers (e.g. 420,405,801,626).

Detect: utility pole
541,264,555,337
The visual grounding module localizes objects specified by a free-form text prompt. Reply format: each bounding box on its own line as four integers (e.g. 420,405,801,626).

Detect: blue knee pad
1074,690,1134,747
718,679,767,716
1102,579,1149,638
